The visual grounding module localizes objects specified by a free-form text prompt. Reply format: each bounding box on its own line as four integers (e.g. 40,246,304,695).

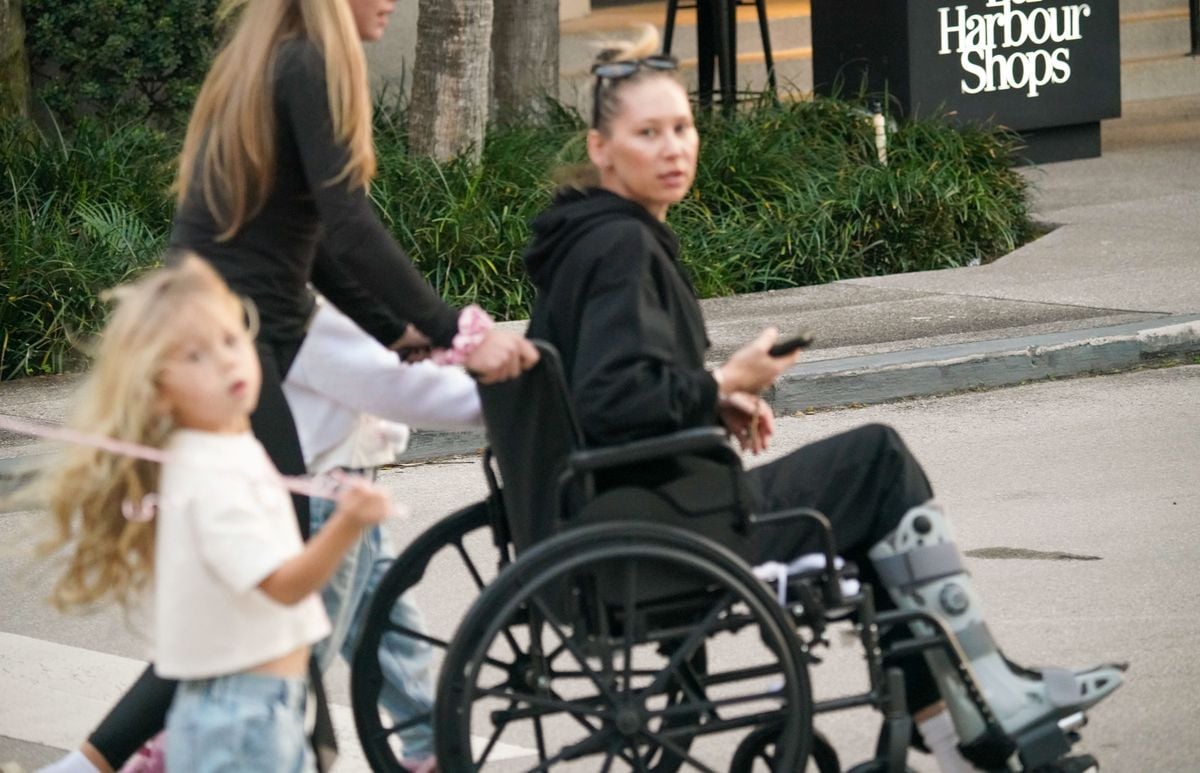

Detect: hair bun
591,22,661,66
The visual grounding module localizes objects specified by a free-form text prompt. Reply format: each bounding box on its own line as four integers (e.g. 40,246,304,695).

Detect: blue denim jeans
310,492,436,760
165,672,313,772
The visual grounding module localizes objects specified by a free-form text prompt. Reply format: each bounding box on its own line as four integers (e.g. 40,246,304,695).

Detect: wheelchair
349,341,1107,772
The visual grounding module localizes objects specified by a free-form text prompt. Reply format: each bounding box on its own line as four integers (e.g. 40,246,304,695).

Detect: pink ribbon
0,413,407,521
432,304,495,366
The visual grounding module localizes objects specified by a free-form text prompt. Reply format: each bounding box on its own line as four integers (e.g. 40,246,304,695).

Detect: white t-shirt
154,430,330,680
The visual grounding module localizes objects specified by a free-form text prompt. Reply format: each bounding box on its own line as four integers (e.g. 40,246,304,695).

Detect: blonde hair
31,256,245,610
175,0,375,240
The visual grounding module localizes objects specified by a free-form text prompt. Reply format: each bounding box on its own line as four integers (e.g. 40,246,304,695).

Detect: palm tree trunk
492,0,559,125
408,0,493,161
0,0,30,118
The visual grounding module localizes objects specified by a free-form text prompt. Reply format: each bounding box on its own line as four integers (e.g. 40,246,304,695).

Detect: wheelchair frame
349,342,1092,772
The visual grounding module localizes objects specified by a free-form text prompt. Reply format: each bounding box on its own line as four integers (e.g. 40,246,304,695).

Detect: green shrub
0,119,176,378
0,96,1033,380
376,96,1033,316
23,0,220,126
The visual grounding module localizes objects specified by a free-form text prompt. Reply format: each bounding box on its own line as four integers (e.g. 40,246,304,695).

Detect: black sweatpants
88,340,311,767
744,422,942,712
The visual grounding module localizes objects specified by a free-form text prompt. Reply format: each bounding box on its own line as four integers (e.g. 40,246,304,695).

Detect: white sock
918,710,978,773
35,751,100,773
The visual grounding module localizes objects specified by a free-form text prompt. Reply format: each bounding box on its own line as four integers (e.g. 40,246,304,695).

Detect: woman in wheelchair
518,25,1124,772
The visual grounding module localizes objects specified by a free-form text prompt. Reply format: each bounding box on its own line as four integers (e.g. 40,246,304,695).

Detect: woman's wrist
432,305,495,365
712,365,732,397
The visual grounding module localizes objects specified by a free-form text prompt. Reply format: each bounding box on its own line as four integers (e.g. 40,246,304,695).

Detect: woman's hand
718,391,774,454
464,329,541,383
713,327,803,397
392,324,433,362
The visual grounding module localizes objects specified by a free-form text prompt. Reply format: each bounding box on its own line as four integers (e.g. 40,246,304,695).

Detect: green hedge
23,0,221,127
0,97,1033,380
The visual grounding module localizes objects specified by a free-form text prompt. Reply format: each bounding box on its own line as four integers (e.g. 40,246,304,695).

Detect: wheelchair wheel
351,501,501,772
435,521,813,771
731,724,841,772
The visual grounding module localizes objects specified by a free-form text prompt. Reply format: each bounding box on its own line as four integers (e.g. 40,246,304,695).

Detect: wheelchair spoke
626,743,650,773
639,728,719,773
533,708,549,764
383,621,446,648
647,591,733,696
530,595,621,705
452,538,525,658
545,641,569,664
651,688,782,721
523,729,615,772
387,622,513,671
454,539,488,591
622,559,638,693
478,686,610,721
474,701,515,767
368,709,433,742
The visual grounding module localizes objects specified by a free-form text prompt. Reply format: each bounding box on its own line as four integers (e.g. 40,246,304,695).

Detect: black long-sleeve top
523,188,720,446
168,38,459,349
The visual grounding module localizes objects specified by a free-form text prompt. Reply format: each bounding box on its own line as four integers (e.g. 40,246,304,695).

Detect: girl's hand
713,327,802,397
333,476,390,528
718,391,774,454
465,329,540,383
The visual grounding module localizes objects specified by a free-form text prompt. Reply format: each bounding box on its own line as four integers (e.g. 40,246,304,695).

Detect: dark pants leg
86,667,175,767
88,340,310,767
251,340,310,537
746,422,942,711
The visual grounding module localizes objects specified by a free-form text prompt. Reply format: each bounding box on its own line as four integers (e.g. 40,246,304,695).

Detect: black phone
768,332,814,357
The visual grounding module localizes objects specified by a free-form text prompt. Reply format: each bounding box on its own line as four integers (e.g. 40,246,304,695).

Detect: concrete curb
772,314,1200,414
394,314,1200,461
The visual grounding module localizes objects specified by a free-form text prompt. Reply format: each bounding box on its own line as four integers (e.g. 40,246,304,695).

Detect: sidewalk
3,96,1200,467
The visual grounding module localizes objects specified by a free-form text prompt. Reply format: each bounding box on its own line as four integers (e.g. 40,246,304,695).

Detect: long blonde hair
175,0,376,240
30,257,245,610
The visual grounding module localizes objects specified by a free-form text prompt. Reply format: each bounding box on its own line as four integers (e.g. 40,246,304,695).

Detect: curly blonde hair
29,256,246,610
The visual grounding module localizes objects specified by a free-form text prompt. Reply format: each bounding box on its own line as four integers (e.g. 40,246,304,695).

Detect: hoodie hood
523,187,679,290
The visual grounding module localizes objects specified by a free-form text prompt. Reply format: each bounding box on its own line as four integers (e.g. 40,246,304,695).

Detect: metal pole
1192,0,1200,55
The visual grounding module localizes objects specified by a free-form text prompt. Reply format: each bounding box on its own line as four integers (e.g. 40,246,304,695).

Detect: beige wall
363,3,418,96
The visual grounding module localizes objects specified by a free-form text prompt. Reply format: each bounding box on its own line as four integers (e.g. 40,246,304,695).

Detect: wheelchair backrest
478,340,585,554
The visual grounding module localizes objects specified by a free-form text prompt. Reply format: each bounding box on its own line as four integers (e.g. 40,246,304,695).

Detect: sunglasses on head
591,55,680,128
591,55,679,80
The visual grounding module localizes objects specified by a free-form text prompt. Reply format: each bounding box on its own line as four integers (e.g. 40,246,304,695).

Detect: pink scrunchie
432,304,495,365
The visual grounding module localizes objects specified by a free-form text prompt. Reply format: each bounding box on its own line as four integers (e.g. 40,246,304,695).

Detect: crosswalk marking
0,632,533,769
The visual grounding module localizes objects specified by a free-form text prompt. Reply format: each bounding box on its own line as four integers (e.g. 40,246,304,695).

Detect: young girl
33,256,392,772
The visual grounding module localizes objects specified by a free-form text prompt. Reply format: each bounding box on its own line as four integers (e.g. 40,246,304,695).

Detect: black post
1191,0,1200,55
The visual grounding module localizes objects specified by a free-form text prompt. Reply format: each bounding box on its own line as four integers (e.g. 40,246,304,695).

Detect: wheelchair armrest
567,427,738,473
749,507,845,607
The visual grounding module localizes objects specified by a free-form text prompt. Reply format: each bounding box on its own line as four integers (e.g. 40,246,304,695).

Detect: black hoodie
524,188,720,446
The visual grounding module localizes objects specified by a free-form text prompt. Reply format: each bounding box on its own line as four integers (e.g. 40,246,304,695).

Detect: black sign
813,0,1121,131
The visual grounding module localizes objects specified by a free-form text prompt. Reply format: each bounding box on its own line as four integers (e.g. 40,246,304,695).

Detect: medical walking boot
869,503,1125,770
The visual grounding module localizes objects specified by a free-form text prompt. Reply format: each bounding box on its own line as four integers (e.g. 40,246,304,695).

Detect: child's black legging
88,341,310,767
